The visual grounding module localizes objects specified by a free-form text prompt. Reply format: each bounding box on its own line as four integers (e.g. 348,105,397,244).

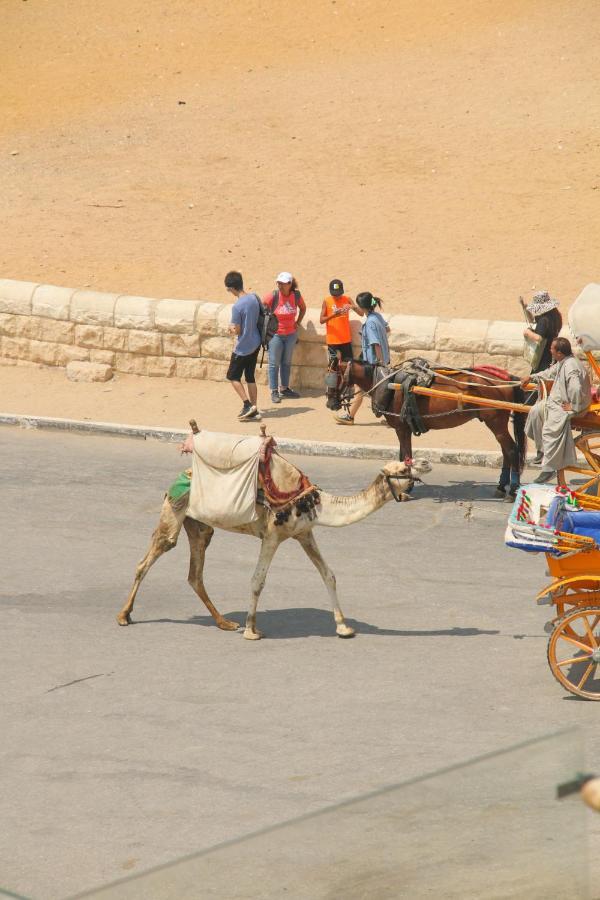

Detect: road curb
0,411,506,468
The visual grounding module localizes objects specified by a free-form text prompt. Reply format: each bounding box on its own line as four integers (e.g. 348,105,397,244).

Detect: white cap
276,271,293,284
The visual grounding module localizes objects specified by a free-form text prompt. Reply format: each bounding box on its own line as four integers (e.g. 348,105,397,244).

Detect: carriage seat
546,498,600,542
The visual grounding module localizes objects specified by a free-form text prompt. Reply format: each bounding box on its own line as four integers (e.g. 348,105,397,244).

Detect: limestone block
66,361,113,382
294,341,329,368
389,350,406,367
473,353,510,371
0,356,17,366
127,330,162,356
0,279,38,315
162,332,201,357
507,358,529,378
155,299,201,334
116,353,175,377
196,302,225,337
15,316,43,340
201,336,235,361
254,367,269,387
28,340,61,366
1,336,30,360
89,349,116,366
406,349,439,365
144,355,176,377
75,324,105,349
204,359,230,381
435,318,489,353
486,321,526,356
32,283,75,320
57,344,90,365
0,313,17,336
216,305,234,336
298,309,327,343
115,353,143,375
298,365,327,390
103,327,128,351
114,295,157,330
71,289,118,326
387,314,438,351
175,358,207,380
435,351,474,370
40,318,75,344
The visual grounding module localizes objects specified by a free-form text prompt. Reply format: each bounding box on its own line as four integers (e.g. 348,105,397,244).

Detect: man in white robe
520,337,592,485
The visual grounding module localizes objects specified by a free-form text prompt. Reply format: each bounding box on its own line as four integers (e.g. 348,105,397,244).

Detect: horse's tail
512,385,528,474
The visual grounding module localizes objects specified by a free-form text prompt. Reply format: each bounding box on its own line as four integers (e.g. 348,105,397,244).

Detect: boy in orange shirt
320,278,364,362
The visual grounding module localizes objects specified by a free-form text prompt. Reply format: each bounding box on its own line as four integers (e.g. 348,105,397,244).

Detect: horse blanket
187,431,263,528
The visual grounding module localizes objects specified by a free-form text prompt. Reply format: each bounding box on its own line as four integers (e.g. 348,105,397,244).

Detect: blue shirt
231,292,261,356
361,311,390,364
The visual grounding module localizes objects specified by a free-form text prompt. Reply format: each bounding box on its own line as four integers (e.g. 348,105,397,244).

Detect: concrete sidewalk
0,364,504,461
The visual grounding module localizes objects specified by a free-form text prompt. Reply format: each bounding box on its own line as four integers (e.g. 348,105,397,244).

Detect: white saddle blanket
188,431,262,528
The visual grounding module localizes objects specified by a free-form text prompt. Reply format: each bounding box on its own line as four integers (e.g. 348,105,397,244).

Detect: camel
117,439,429,640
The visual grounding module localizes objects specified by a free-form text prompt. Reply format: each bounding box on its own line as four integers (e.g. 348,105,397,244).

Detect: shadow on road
134,607,500,639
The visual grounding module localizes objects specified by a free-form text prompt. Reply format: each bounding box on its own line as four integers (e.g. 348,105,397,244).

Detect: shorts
327,342,354,362
226,347,260,383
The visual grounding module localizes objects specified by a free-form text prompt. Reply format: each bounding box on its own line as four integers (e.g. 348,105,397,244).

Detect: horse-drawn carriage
326,283,600,497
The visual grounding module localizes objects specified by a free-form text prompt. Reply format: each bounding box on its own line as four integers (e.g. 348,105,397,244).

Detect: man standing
224,270,261,421
320,278,364,362
520,337,591,485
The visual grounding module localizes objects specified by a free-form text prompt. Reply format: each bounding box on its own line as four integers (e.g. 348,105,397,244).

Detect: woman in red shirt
263,272,306,404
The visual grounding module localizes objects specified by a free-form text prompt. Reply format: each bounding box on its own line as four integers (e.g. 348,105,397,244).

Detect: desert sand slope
2,0,600,318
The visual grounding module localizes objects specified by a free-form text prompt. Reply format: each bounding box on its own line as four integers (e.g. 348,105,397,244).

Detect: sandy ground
0,363,500,452
2,1,600,319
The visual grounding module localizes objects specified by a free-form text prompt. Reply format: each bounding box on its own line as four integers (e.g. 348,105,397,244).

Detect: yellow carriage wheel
547,606,600,699
564,432,600,495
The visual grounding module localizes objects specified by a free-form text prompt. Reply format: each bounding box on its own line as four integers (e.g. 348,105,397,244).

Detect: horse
325,358,528,497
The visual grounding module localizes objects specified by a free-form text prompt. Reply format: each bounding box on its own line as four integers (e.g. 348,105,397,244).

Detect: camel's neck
316,473,391,527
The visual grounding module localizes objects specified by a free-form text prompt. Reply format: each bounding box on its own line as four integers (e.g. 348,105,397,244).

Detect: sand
2,0,600,320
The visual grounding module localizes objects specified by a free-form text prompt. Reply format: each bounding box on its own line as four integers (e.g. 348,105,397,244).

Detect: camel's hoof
116,614,131,626
336,624,355,639
218,619,240,631
243,628,263,641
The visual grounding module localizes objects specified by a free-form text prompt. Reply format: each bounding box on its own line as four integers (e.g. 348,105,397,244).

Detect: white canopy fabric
568,283,600,351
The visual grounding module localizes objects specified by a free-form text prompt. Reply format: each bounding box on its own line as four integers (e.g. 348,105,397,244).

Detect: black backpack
254,294,279,366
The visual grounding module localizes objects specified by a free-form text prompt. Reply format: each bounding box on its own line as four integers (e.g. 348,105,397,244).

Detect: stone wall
0,278,536,386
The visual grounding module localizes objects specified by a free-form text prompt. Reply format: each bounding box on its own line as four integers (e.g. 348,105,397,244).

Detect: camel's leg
244,533,281,641
117,497,186,626
183,518,239,631
296,532,355,638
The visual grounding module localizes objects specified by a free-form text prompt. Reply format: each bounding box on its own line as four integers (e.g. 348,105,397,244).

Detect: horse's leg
295,532,355,638
117,497,186,626
183,518,239,631
389,389,413,461
482,412,518,498
244,532,281,640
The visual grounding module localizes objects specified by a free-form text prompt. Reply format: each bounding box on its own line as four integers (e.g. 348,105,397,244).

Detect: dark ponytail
356,291,383,311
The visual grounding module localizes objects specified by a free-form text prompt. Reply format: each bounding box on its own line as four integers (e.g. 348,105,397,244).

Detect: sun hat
276,272,293,284
527,291,560,317
329,279,344,297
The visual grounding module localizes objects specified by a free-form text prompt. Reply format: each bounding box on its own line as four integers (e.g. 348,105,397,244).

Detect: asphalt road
0,427,598,899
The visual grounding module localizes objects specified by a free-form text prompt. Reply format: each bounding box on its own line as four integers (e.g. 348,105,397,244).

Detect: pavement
1,427,599,899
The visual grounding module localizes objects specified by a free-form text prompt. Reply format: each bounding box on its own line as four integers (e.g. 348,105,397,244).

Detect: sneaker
271,391,281,404
279,388,300,399
531,450,544,467
239,404,258,421
533,469,556,484
243,408,262,421
237,401,252,419
335,412,354,425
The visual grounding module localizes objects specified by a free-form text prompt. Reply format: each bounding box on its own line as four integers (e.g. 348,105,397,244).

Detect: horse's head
325,357,345,410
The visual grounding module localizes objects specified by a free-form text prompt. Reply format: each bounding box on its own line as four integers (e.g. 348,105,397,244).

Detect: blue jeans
268,332,298,391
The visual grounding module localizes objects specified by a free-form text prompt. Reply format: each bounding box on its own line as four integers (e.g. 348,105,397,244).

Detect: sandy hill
2,0,600,319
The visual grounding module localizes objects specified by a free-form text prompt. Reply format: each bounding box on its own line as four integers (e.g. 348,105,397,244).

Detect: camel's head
381,458,431,502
